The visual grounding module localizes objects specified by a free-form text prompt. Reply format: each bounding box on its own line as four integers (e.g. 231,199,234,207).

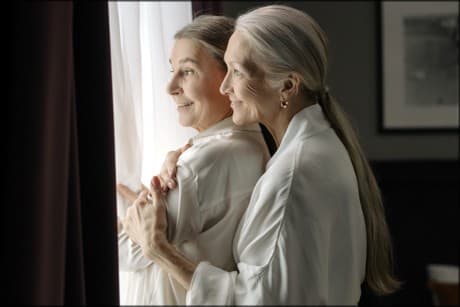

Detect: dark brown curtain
8,2,118,304
192,0,223,17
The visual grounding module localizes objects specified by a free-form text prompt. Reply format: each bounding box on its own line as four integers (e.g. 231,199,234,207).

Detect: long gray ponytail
236,4,401,295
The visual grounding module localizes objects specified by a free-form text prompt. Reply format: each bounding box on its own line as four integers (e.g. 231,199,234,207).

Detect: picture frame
379,1,459,132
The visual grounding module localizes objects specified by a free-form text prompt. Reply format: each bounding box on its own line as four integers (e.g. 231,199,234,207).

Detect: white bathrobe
186,104,367,305
118,117,270,305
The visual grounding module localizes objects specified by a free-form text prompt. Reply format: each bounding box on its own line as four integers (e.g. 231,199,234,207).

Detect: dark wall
221,1,458,161
360,160,459,305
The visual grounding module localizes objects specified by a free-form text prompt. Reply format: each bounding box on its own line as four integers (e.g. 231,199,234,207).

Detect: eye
182,69,195,76
233,69,241,76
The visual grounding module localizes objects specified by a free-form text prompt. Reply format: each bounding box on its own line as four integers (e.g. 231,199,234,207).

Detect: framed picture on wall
380,1,459,132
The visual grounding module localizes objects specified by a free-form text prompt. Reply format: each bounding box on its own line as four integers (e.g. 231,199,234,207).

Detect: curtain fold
8,2,118,304
73,2,119,304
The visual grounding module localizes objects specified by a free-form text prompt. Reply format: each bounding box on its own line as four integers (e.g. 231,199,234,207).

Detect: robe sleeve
184,183,289,305
184,249,280,305
186,196,284,305
118,230,153,272
165,162,201,244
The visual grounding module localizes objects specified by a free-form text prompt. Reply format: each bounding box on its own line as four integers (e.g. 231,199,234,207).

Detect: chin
178,117,193,127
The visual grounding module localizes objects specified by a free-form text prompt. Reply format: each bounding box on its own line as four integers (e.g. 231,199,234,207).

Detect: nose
167,74,182,96
219,72,232,96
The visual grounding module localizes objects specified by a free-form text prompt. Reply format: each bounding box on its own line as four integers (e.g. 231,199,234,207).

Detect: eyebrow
227,59,257,76
179,57,199,65
169,57,200,68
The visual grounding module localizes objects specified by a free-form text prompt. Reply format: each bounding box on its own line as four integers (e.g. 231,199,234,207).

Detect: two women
122,4,400,305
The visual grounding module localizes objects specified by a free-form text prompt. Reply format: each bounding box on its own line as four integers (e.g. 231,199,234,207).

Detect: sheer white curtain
108,1,193,304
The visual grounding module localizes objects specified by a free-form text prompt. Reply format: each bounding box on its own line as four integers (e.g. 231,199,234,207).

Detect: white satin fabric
118,117,270,305
186,104,367,305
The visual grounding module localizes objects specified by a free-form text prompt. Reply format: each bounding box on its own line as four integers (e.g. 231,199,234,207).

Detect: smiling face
219,31,280,126
167,38,231,131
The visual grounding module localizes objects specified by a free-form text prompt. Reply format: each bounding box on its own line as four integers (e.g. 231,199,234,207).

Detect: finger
168,150,182,164
117,183,138,203
167,165,177,179
150,176,164,201
150,183,169,196
121,217,129,233
140,189,149,200
180,143,192,153
122,218,139,245
156,176,168,192
151,176,162,191
152,175,168,194
167,179,177,189
136,189,149,205
139,189,149,198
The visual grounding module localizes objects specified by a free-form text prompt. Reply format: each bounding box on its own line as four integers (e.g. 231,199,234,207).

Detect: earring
280,99,289,109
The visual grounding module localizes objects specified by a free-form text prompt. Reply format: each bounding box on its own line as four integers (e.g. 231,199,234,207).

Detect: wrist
145,240,197,290
143,236,170,262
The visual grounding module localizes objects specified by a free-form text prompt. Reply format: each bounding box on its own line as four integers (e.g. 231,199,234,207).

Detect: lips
177,102,194,108
230,100,242,108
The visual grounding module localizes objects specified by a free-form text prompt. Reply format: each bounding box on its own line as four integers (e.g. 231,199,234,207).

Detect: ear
279,73,301,101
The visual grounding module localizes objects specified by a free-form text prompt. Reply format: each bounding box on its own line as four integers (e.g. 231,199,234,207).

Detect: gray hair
174,15,235,69
235,5,328,95
236,5,401,295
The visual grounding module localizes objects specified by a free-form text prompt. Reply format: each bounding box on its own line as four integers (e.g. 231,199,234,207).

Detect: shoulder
182,130,268,172
294,129,353,178
264,129,352,197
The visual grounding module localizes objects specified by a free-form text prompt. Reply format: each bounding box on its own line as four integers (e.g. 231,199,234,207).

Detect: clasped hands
117,144,190,261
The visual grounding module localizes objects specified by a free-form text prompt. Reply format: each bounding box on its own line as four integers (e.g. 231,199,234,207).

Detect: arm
118,143,200,275
122,140,276,303
118,229,152,271
117,184,153,271
122,177,197,289
117,142,192,272
123,176,290,305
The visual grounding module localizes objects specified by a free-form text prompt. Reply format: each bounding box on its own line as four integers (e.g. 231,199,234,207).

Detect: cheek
184,82,208,108
245,82,259,97
233,79,253,99
241,81,263,112
206,79,225,100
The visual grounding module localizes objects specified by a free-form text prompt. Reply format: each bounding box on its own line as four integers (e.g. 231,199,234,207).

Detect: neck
195,108,233,132
262,98,315,147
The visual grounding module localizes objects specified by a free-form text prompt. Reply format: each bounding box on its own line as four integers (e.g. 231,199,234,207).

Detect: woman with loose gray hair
122,5,401,305
116,14,270,305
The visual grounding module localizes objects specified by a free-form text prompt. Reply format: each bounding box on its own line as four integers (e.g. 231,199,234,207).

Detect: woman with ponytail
122,4,401,305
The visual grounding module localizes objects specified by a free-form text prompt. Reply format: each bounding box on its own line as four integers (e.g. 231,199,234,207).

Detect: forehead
224,31,252,63
170,38,206,64
225,31,261,76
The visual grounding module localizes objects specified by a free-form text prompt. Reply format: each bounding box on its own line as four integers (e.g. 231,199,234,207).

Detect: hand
117,217,123,234
157,143,191,192
117,183,149,204
122,176,169,261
